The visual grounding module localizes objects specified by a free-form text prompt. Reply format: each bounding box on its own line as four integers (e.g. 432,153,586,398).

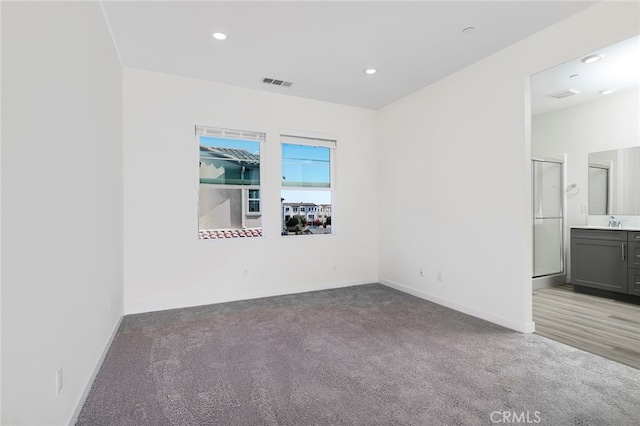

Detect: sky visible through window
282,144,330,187
282,144,331,205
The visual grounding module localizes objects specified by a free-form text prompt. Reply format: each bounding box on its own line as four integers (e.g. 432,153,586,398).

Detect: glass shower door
532,159,564,278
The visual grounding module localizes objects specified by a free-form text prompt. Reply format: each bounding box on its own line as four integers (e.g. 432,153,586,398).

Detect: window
281,135,335,236
196,126,264,239
247,189,260,214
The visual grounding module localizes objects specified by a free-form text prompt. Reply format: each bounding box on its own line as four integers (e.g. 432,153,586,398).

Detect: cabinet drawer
629,232,640,242
629,242,640,269
628,269,640,296
571,228,626,242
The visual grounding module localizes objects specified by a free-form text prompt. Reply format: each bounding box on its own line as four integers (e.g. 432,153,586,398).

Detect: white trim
281,134,336,148
195,125,266,142
379,278,536,334
69,315,124,425
279,129,337,146
532,273,566,290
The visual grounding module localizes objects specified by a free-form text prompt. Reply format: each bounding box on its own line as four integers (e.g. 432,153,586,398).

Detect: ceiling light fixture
581,54,602,64
599,89,616,95
462,26,475,34
363,68,377,75
212,32,228,41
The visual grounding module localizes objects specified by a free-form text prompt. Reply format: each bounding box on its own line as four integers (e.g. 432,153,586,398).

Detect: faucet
608,216,622,228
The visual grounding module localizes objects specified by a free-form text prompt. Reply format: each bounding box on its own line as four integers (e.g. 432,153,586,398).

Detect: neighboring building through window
247,189,260,214
197,126,263,239
281,134,335,235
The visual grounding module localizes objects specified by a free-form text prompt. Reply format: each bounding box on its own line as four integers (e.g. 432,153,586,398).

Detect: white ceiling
102,1,598,110
531,34,640,116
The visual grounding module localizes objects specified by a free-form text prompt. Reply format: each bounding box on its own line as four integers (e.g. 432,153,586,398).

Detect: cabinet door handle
622,243,626,261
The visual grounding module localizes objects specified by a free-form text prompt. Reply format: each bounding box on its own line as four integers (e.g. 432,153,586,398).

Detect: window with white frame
196,125,264,240
281,134,335,235
247,189,260,214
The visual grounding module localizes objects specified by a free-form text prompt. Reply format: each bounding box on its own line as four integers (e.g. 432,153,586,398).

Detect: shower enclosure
532,158,565,284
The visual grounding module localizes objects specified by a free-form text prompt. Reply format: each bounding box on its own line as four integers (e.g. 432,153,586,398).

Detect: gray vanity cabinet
628,233,640,295
571,229,627,293
629,269,640,296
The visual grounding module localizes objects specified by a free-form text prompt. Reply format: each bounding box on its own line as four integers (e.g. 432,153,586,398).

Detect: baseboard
532,274,566,290
69,314,124,425
380,278,535,334
125,278,378,315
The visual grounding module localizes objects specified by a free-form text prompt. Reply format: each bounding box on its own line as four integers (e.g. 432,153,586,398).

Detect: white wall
377,1,639,333
123,68,378,314
533,89,640,226
1,2,123,425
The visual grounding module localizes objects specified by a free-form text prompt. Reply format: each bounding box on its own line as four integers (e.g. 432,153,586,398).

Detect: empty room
1,1,639,425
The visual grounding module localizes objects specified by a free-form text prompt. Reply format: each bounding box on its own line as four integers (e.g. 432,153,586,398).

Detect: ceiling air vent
547,89,580,99
262,77,293,88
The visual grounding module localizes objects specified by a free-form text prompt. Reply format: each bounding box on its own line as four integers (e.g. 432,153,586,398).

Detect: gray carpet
77,284,640,425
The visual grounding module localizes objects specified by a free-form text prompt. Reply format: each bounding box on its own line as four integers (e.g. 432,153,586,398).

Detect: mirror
588,146,640,215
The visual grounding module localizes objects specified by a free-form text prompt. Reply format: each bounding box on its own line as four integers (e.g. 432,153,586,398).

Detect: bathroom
530,34,639,367
531,34,639,287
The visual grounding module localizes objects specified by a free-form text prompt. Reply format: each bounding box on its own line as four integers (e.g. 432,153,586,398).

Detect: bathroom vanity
571,227,640,302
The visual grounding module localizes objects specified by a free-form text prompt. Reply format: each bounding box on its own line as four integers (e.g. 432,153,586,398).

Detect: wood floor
533,284,640,370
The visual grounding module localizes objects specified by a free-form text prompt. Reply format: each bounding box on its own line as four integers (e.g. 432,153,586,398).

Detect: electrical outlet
581,204,588,213
108,298,113,312
56,368,63,396
437,271,443,282
419,268,424,277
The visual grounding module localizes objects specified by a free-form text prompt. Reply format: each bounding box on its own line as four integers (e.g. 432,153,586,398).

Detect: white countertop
571,225,640,231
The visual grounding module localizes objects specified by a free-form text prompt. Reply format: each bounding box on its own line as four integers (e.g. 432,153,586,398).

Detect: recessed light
581,54,602,64
363,68,377,75
462,26,475,34
212,32,228,41
599,89,616,95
